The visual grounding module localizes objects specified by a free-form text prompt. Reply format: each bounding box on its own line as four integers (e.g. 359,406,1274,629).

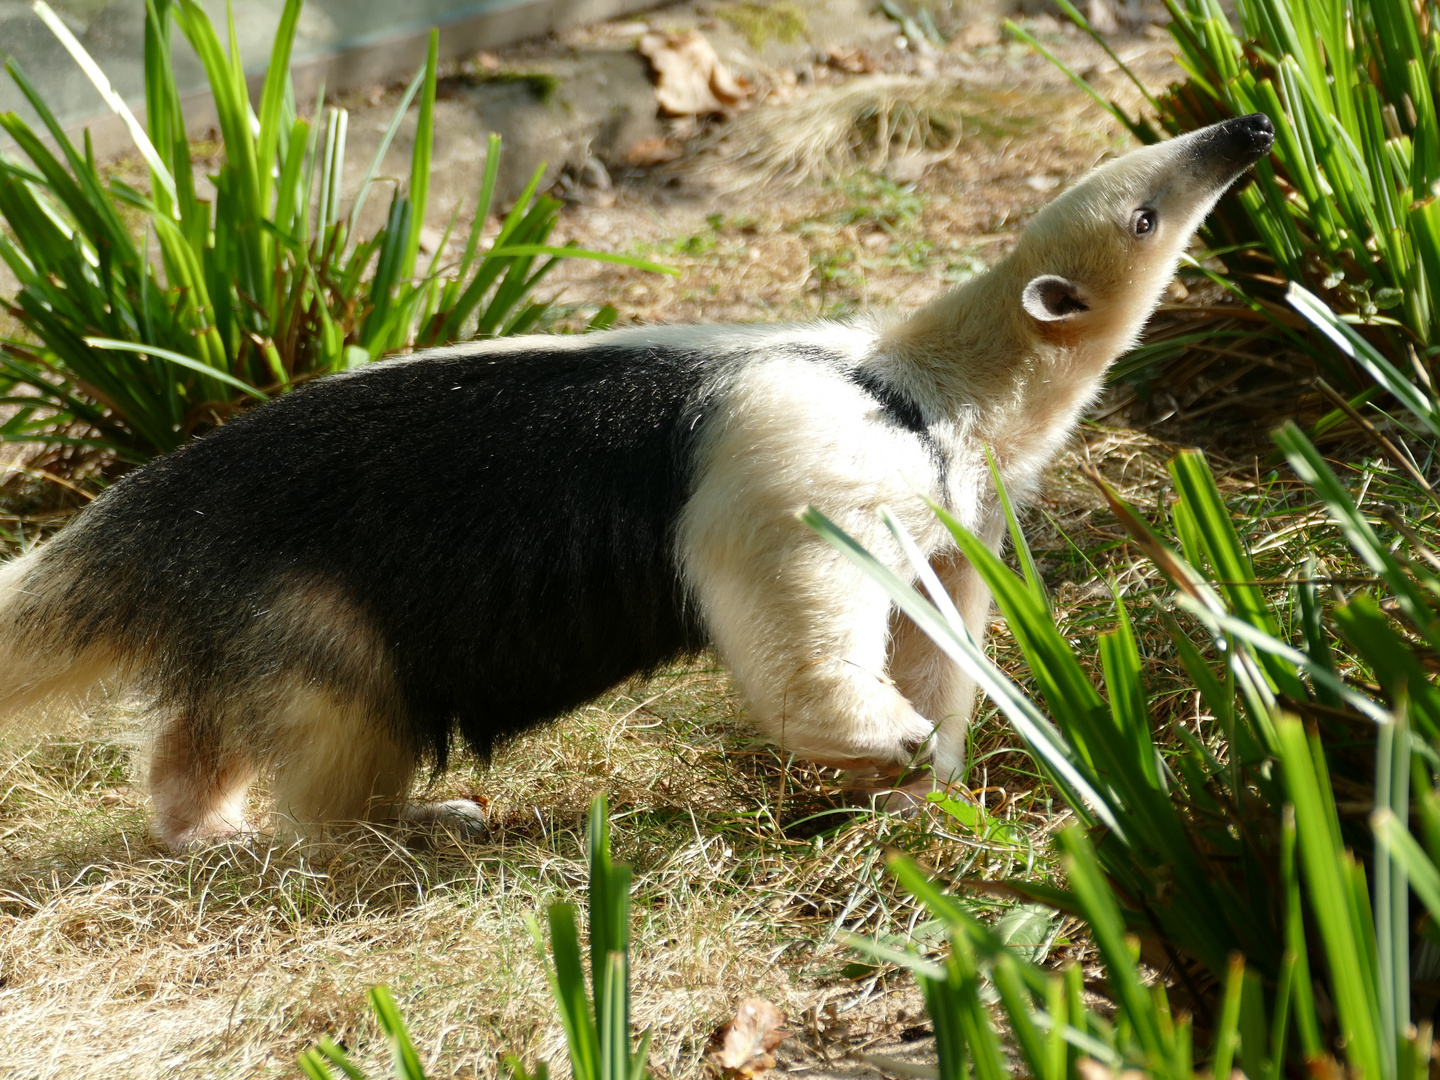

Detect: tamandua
0,114,1274,848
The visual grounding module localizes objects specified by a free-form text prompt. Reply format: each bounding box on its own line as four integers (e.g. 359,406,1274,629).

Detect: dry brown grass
0,659,1060,1078
690,76,977,188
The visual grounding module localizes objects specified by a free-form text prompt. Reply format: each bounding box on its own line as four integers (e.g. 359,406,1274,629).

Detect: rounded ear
1022,275,1089,322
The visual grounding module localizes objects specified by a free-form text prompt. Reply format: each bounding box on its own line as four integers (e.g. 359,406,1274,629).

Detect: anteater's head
1012,113,1273,355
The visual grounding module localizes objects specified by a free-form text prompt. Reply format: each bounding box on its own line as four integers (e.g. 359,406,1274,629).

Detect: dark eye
1132,208,1158,236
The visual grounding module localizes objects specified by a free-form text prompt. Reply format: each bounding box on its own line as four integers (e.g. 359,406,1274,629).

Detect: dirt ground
0,2,1270,1077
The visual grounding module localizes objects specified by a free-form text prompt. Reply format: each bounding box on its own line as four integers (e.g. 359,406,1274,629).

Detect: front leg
682,497,941,771
678,360,954,771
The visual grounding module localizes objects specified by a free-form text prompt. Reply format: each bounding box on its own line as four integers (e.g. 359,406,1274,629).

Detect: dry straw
694,76,968,188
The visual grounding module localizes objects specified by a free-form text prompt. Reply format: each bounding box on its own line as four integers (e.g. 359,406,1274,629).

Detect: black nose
1192,112,1275,170
1230,112,1275,157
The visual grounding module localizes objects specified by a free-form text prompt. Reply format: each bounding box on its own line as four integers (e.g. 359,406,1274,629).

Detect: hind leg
887,548,994,784
264,686,476,839
149,718,257,851
268,687,416,836
271,728,484,836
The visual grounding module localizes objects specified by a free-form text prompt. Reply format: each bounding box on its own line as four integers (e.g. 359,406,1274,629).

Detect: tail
0,543,126,721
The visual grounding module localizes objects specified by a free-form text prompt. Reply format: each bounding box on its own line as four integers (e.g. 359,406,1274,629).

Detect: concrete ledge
1,0,660,159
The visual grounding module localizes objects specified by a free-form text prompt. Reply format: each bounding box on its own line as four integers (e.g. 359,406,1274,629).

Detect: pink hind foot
149,723,257,852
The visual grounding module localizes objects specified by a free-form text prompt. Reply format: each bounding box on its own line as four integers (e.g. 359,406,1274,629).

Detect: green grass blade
1169,449,1307,699
587,305,619,332
368,986,428,1080
1333,596,1440,735
1057,827,1165,1064
1051,0,1162,114
843,930,948,982
1287,284,1440,437
1236,966,1268,1080
921,503,1106,766
2,70,135,250
175,0,265,295
433,171,553,342
920,969,968,1080
536,906,600,1080
488,245,679,277
1296,555,1341,707
32,0,177,206
629,1028,651,1080
989,955,1049,1076
1374,807,1440,924
985,444,1048,609
83,338,266,399
142,0,185,221
945,929,1011,1080
299,1038,368,1080
272,116,312,236
1097,602,1160,788
1172,596,1393,722
1274,421,1440,648
318,107,348,233
883,854,975,929
601,951,629,1080
348,69,425,238
1374,707,1411,1060
1003,20,1137,130
587,794,615,1006
1276,716,1384,1080
1209,953,1246,1080
460,134,503,270
1414,756,1440,866
255,0,303,215
400,30,438,282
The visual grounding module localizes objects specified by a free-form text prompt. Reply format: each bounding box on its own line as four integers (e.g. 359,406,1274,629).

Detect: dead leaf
825,45,880,73
709,998,790,1078
955,22,1002,49
638,31,750,116
624,136,683,166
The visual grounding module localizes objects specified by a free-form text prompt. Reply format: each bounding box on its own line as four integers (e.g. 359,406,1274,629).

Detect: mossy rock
717,1,808,51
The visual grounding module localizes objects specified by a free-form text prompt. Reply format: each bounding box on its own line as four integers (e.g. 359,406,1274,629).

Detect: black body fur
36,343,719,765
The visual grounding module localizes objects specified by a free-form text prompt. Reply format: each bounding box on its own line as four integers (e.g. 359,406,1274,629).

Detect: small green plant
505,795,651,1080
297,795,648,1080
299,986,430,1080
876,0,948,49
0,0,671,471
717,1,808,51
810,412,1440,1076
830,173,924,233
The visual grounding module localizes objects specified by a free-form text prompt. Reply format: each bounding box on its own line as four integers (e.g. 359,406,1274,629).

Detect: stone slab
0,0,661,156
